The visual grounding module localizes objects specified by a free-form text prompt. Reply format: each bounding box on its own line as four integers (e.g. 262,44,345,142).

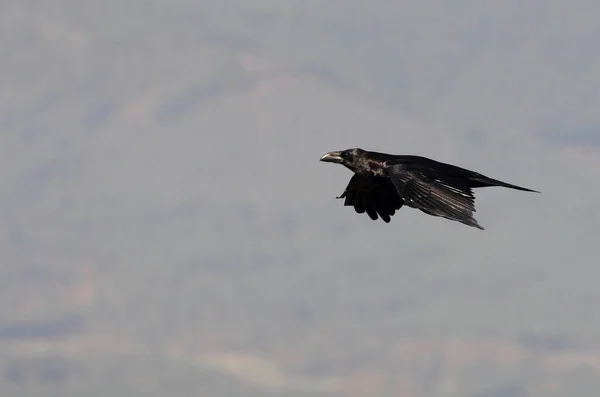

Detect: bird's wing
337,174,403,223
385,164,483,229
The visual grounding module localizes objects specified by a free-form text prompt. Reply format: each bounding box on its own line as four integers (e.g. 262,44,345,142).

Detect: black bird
320,148,539,230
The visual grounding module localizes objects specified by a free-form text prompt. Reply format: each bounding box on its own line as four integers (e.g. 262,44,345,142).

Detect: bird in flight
320,148,539,230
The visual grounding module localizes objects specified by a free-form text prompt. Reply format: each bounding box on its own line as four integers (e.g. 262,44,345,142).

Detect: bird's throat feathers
347,157,387,177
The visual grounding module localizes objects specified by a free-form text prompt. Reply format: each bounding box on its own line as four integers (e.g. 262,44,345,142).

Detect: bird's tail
471,174,540,193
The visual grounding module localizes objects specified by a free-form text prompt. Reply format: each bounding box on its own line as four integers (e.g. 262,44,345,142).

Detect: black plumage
320,148,539,230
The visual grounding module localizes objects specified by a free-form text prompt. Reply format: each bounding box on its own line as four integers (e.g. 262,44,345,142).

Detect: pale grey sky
1,1,600,395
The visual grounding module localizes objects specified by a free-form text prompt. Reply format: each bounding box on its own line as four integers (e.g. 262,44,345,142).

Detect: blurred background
1,1,600,396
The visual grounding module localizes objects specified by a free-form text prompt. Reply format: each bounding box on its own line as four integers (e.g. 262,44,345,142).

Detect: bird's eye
342,152,349,159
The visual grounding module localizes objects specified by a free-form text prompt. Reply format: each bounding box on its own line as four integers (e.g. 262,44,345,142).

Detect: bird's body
320,148,539,230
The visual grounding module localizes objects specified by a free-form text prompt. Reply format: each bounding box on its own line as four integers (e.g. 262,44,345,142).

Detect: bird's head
320,148,366,173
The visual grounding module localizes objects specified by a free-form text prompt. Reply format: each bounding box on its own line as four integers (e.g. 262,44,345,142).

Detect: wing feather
337,174,403,223
386,164,483,229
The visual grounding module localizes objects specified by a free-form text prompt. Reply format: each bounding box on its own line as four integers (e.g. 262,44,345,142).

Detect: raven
320,148,539,230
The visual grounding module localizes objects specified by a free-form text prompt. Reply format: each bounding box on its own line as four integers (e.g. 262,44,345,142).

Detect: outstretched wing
337,174,404,223
386,164,483,229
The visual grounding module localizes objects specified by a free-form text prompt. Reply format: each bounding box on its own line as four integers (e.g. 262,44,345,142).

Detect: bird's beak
320,151,344,163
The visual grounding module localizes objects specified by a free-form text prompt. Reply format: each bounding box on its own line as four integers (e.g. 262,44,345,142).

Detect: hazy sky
2,1,600,395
